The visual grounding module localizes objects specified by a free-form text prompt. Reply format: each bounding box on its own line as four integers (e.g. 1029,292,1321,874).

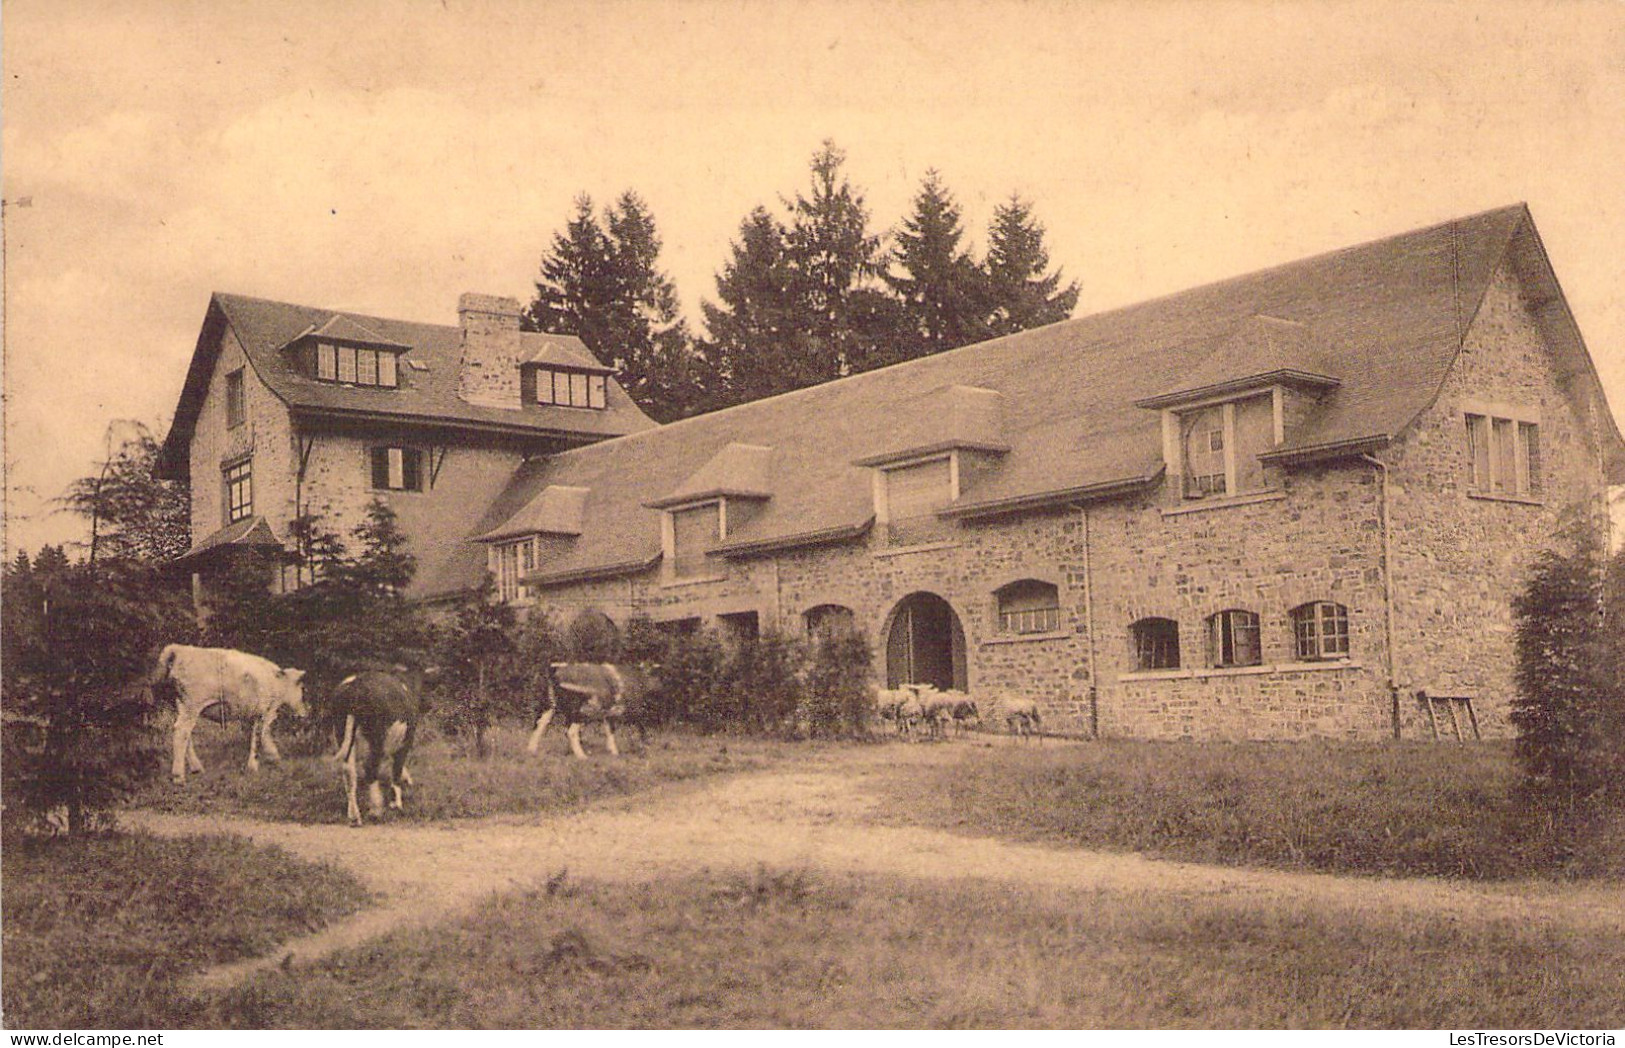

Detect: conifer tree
886,170,991,359
700,207,819,405
984,194,1080,337
525,193,708,422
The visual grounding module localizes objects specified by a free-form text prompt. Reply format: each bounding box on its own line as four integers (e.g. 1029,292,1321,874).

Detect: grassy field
877,738,1617,880
0,830,370,1029
167,867,1624,1029
127,715,800,825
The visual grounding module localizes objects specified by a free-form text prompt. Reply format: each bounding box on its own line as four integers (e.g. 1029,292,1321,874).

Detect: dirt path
123,741,1625,994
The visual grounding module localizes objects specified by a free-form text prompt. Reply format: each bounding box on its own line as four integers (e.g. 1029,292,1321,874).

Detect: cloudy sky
4,0,1623,557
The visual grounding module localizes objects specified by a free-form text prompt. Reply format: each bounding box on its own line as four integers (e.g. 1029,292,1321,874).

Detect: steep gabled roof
156,294,656,478
434,205,1622,599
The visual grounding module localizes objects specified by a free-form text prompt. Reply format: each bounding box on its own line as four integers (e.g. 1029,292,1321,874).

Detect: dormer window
1170,392,1277,500
667,501,723,581
315,341,400,388
529,368,607,410
878,455,955,546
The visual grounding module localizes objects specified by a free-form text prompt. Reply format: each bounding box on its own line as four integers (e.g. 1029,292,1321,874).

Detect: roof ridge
538,204,1531,467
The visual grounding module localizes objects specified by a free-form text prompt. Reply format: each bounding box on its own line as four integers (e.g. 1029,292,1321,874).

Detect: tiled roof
437,204,1624,600
157,294,656,478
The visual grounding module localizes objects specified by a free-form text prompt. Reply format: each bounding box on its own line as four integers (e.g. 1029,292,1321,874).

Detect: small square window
317,342,337,381
378,352,398,388
357,348,379,386
337,345,358,383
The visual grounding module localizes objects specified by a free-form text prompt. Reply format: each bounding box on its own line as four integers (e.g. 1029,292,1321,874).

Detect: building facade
161,205,1624,740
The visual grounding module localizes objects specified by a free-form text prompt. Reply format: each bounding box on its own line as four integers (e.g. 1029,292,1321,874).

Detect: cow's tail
149,644,181,706
333,714,358,763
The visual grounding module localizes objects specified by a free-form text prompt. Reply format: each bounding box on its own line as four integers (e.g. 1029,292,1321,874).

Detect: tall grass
879,740,1609,880
126,716,796,825
1,830,370,1028
187,869,1625,1028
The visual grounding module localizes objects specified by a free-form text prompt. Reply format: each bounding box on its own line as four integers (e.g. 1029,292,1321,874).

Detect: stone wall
519,261,1614,742
1381,258,1612,737
187,325,296,543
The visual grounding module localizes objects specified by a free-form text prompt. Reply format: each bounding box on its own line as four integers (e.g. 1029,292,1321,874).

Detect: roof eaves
940,473,1163,520
712,518,875,558
851,440,1012,468
1257,434,1391,466
524,554,661,588
1134,369,1341,410
286,404,623,444
644,487,773,510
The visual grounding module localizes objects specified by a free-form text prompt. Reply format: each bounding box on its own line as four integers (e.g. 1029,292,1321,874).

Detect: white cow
154,644,309,784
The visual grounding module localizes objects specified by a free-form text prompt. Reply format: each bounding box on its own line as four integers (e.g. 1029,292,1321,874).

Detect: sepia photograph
2,0,1623,1033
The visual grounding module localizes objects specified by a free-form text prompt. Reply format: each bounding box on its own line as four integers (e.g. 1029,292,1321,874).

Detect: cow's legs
171,708,201,783
344,746,362,826
246,715,262,773
604,719,620,757
526,707,555,755
388,720,415,810
363,740,387,817
260,706,283,762
185,736,204,773
567,721,588,760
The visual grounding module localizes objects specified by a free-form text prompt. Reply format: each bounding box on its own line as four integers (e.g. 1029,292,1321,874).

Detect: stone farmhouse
157,205,1625,740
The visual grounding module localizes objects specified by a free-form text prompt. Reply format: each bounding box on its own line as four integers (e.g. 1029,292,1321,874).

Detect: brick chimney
456,293,524,407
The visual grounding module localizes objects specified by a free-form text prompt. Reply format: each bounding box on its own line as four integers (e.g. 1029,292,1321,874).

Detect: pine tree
886,170,991,359
525,193,709,423
699,207,819,405
700,140,908,406
524,194,618,355
984,194,1080,337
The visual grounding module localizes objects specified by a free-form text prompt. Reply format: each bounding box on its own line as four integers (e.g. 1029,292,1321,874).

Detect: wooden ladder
1420,692,1481,741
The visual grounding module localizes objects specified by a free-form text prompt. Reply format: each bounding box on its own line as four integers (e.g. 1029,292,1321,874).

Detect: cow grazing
154,644,309,784
330,667,423,826
526,662,658,760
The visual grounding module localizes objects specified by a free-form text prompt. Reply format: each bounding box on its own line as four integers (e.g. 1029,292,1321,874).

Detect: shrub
432,582,520,759
1511,520,1625,861
565,609,621,662
656,627,729,730
802,623,875,736
724,632,807,734
1,557,191,833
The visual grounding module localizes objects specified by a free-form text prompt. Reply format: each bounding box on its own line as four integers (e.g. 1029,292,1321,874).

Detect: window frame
225,368,246,429
223,458,253,524
370,445,426,493
1465,409,1541,500
1292,601,1350,661
1206,608,1262,668
530,367,610,410
313,340,401,389
995,579,1062,635
1130,617,1182,670
1166,391,1280,501
666,499,724,581
493,538,532,604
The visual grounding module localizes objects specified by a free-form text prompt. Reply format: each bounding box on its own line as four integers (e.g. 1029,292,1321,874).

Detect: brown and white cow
526,662,658,760
154,644,309,784
330,667,423,826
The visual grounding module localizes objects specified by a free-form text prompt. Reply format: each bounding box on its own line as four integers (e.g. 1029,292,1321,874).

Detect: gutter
713,519,875,558
939,472,1162,521
1361,453,1403,739
524,554,661,588
1258,435,1390,467
286,405,630,445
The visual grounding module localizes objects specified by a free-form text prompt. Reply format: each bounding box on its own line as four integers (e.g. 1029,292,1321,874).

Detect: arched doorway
885,592,967,691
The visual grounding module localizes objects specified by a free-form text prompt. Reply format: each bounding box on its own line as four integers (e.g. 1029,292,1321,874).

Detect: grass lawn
126,716,800,825
0,830,371,1029
179,868,1624,1029
876,738,1616,880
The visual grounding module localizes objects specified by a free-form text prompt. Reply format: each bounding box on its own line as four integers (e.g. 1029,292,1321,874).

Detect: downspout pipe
1361,454,1402,738
1082,503,1099,739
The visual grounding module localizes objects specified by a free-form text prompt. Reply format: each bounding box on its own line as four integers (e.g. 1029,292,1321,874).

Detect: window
1206,609,1261,668
805,604,856,638
370,446,425,492
225,369,245,428
531,368,608,409
1292,601,1350,660
1465,413,1540,499
669,502,721,579
224,459,252,523
1177,394,1274,499
1131,617,1181,670
314,341,400,388
884,457,953,545
493,539,532,603
996,580,1061,634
